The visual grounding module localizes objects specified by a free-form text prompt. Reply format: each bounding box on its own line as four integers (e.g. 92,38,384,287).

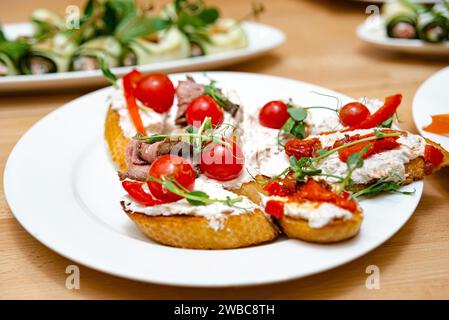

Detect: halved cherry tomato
424,144,444,174
185,95,224,128
345,94,402,131
265,200,284,218
284,138,322,159
122,180,163,206
126,69,143,91
200,138,244,181
258,100,290,129
147,155,196,202
135,73,175,113
339,102,370,127
123,70,145,134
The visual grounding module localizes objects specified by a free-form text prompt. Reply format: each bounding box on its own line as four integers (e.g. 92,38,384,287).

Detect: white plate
0,22,285,92
413,66,449,151
4,72,423,287
357,16,449,55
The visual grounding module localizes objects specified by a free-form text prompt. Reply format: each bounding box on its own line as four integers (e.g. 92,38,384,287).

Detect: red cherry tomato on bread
200,138,244,181
339,102,370,127
147,155,196,202
135,73,175,113
185,95,224,128
259,100,290,129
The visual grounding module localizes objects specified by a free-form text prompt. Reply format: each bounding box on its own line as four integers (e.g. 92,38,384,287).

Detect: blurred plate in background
413,66,449,151
357,16,449,55
0,22,285,92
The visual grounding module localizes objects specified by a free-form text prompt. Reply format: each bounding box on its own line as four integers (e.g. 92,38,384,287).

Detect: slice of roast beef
175,76,205,126
118,137,200,181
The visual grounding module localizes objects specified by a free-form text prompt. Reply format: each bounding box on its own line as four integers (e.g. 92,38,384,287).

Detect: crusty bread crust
279,210,363,243
105,106,129,172
123,203,279,249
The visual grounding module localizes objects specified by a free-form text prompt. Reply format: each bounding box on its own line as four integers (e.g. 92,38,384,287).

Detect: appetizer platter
413,65,449,151
5,71,448,286
357,0,449,55
0,0,284,92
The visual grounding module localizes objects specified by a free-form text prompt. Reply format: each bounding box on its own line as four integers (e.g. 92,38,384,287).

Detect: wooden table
1,0,449,299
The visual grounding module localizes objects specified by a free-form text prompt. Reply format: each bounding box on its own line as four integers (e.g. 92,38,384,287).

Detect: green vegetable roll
416,9,448,43
31,8,64,39
71,36,122,71
0,51,19,76
432,2,449,40
0,31,29,76
20,32,76,74
191,18,247,55
383,1,418,39
123,27,190,66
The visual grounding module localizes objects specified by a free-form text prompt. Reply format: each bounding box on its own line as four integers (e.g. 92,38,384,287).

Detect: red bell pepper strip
344,94,402,131
123,70,145,135
122,180,164,206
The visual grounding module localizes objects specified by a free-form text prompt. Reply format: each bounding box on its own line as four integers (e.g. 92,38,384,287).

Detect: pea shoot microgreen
277,100,338,146
351,175,415,198
147,176,246,208
203,80,240,116
134,117,231,152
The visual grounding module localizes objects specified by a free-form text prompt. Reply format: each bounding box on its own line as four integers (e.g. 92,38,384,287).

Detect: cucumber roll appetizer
414,3,448,43
123,27,190,66
383,1,418,39
432,1,449,39
0,41,28,76
72,36,123,71
0,29,28,76
31,8,65,38
19,32,76,74
191,18,248,55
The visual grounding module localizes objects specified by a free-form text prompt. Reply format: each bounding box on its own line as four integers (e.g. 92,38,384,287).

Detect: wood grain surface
1,0,449,299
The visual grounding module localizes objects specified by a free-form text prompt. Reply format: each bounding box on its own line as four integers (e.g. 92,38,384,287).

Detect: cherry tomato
126,69,143,91
339,102,371,127
185,95,224,128
200,138,244,181
147,155,196,202
258,100,290,129
135,73,175,113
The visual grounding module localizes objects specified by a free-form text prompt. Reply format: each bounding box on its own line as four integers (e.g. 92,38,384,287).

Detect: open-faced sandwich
104,69,449,249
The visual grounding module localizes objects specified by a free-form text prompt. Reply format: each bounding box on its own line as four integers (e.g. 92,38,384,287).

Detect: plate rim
3,71,424,287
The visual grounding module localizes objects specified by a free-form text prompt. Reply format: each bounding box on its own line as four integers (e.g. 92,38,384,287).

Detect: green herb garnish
147,176,245,208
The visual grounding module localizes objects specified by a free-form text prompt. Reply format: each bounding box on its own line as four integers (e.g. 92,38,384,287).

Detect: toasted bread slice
106,108,279,249
105,106,129,171
238,177,363,243
279,209,363,243
122,204,279,249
